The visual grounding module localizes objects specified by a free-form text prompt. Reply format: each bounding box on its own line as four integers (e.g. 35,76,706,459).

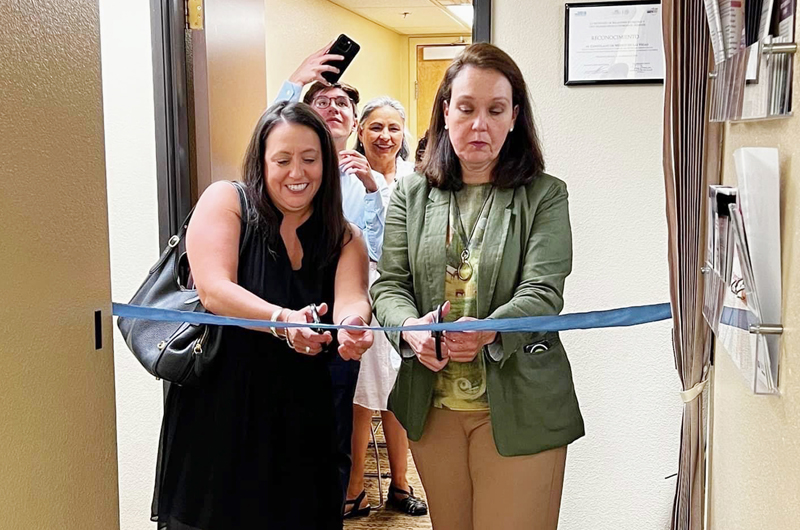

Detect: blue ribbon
112,302,672,333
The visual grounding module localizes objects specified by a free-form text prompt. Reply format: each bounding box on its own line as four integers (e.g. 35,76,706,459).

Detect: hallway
345,422,432,530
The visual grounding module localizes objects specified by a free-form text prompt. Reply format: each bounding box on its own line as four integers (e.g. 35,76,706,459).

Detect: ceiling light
446,4,474,27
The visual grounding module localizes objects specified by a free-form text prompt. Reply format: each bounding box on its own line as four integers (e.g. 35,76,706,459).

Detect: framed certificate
565,1,664,85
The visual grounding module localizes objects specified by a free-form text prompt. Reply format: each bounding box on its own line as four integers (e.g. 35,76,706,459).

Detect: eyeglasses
311,96,352,110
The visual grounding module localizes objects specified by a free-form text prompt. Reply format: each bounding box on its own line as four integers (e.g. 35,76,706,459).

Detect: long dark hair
420,42,545,190
241,101,348,264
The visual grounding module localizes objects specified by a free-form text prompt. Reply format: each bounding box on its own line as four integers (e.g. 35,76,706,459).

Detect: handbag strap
149,181,253,274
230,180,252,256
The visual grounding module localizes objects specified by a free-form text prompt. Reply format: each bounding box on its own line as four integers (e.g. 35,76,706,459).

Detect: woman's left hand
337,315,374,361
444,317,497,363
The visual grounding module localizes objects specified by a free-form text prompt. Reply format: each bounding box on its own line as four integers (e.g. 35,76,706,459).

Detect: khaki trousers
409,408,567,530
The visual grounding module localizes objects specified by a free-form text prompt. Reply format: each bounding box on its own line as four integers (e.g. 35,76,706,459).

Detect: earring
444,124,449,130
510,127,514,132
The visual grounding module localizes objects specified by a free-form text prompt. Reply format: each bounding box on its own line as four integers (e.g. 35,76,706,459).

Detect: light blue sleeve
274,80,302,104
361,171,388,261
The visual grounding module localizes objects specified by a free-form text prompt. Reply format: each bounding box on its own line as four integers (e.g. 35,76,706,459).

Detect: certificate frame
564,0,664,86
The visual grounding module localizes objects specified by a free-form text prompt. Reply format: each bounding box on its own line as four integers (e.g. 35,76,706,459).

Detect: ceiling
328,0,472,35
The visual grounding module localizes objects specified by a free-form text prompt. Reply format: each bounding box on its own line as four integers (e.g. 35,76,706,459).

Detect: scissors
309,304,331,354
310,304,324,335
433,303,444,361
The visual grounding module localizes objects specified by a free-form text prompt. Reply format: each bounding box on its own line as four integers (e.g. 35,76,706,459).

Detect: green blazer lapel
421,187,449,311
478,187,515,317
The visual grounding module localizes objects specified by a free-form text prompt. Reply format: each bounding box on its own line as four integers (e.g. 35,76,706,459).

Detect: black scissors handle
433,303,443,361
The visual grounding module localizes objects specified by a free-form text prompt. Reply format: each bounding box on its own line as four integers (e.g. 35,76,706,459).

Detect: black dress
152,209,343,530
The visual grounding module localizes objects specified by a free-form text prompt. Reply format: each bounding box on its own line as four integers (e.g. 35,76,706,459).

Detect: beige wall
0,1,120,528
708,20,800,528
495,1,682,529
265,0,409,146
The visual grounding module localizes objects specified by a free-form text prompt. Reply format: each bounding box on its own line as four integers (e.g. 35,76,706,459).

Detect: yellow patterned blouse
432,183,495,411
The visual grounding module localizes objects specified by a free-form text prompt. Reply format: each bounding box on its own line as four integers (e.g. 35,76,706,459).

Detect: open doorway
110,1,489,529
150,0,488,241
408,35,472,140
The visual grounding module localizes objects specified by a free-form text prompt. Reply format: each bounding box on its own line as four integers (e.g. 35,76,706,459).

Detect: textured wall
708,22,800,527
97,1,165,529
0,1,120,528
494,2,683,529
265,0,409,139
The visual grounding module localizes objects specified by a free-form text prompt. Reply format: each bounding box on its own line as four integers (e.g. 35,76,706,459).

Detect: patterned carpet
344,421,432,530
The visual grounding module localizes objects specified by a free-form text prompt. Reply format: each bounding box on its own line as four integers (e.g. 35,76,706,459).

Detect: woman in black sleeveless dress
152,101,374,530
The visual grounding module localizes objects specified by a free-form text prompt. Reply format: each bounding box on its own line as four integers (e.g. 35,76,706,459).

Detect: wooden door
416,47,456,140
192,0,267,198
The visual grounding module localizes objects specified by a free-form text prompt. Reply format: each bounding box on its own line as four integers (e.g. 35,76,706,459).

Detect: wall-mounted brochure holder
702,186,737,338
701,149,783,395
705,0,796,122
709,37,795,122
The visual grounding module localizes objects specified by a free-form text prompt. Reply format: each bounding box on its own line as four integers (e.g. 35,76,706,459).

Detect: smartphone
322,34,360,85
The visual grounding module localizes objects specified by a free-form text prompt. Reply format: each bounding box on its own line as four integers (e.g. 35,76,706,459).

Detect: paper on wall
704,0,727,64
720,0,745,58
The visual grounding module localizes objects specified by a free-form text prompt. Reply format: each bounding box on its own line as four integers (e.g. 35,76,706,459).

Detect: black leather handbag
117,181,251,386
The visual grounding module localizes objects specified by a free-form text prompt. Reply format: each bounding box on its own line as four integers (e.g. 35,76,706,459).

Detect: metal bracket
749,324,784,335
187,0,203,30
762,42,797,55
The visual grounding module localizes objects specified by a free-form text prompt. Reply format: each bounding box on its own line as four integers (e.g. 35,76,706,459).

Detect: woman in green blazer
371,43,584,530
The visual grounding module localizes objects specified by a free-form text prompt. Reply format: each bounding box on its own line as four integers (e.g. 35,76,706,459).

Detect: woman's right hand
284,303,333,356
401,301,451,372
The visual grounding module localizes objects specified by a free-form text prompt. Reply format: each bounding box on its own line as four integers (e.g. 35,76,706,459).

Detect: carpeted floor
344,421,432,530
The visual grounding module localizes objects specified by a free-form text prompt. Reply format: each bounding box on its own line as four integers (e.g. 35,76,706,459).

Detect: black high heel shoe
343,490,371,519
387,484,428,516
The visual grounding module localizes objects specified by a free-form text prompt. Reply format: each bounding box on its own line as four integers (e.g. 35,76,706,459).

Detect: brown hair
419,42,545,190
303,82,360,117
241,100,349,266
415,129,429,171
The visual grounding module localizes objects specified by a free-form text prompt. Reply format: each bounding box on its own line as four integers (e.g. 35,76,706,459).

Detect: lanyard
451,186,495,281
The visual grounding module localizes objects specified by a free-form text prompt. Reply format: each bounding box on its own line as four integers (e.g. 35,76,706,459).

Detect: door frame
150,0,192,248
473,0,491,43
151,0,492,243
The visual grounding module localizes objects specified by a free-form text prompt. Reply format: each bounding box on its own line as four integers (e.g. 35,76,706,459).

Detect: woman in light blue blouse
347,97,428,518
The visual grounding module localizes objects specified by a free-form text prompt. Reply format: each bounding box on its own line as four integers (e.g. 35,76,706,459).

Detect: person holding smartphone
272,40,390,517
275,40,389,260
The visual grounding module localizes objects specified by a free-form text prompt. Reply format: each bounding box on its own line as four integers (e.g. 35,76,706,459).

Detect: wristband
269,308,283,338
284,311,296,349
